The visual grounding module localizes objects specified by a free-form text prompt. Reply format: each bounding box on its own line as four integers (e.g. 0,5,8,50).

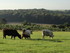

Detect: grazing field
0,30,70,53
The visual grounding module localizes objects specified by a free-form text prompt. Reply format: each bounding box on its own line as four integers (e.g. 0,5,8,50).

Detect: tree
0,18,7,24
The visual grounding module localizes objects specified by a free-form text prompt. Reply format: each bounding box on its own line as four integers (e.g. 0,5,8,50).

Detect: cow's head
18,34,21,39
50,35,54,39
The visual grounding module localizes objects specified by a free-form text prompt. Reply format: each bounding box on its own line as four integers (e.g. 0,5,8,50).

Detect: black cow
3,29,21,39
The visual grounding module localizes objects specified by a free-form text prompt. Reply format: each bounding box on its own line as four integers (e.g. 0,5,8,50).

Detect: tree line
0,9,70,24
0,21,70,31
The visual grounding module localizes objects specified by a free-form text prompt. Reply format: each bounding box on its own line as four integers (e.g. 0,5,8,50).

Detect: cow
22,28,32,39
42,29,54,39
3,29,21,39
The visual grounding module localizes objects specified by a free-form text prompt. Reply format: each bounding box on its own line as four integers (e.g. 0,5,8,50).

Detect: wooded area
0,9,70,24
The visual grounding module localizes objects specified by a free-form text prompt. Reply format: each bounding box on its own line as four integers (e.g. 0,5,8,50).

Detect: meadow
0,30,70,53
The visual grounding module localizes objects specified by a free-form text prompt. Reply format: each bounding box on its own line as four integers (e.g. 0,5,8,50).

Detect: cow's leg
25,37,26,39
26,35,30,39
11,36,13,39
3,34,6,39
42,33,45,39
13,36,15,39
22,34,25,39
43,35,44,39
49,37,53,39
29,36,31,39
42,34,45,39
51,36,53,39
28,36,31,39
22,35,24,39
50,36,53,39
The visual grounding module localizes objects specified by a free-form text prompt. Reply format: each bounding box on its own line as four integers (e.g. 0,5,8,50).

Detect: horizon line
0,8,70,10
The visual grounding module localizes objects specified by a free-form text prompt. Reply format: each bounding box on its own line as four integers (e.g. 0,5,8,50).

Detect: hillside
0,9,70,24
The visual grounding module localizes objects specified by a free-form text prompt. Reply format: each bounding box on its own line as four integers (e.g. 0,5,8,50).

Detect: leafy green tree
0,18,7,24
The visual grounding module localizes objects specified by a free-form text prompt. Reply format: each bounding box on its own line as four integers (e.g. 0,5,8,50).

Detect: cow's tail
3,30,6,39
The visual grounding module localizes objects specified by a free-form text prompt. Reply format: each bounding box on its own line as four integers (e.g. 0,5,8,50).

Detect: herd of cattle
3,28,54,39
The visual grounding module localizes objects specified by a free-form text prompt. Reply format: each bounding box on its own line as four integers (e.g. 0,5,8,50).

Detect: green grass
0,30,70,53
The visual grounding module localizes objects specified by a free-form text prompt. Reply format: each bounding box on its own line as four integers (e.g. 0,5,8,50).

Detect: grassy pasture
0,30,70,53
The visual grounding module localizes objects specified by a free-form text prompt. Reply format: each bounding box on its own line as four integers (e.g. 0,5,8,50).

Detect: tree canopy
0,9,70,24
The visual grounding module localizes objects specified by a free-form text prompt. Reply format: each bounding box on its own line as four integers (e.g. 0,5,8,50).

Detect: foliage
0,22,70,31
0,18,7,24
0,19,70,31
0,9,70,24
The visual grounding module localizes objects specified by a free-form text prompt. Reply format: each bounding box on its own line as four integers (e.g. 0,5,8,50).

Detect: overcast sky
0,0,70,10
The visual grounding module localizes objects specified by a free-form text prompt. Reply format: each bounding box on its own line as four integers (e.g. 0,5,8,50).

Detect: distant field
0,30,70,53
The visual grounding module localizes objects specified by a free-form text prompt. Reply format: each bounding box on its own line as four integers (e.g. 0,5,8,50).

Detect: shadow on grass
27,39,63,42
61,39,70,40
0,42,6,44
0,50,17,52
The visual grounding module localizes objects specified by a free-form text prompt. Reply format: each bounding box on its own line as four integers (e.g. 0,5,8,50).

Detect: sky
0,0,70,10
